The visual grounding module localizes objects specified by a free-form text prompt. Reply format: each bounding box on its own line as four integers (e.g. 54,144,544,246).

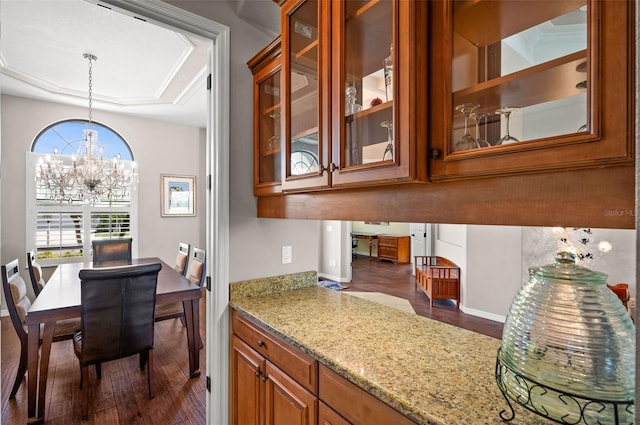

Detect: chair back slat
79,262,161,365
27,250,46,296
92,238,133,262
175,242,190,276
1,259,29,342
186,247,206,288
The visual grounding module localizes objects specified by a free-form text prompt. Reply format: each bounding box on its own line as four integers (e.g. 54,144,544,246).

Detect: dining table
25,257,203,424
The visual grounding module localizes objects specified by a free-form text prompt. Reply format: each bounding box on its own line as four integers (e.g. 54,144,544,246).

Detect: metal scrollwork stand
495,348,634,424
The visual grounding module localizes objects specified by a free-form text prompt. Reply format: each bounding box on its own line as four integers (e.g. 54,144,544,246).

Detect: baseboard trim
460,306,506,324
317,273,350,283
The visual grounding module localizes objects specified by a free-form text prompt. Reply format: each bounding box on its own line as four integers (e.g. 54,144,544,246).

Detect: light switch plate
282,245,292,264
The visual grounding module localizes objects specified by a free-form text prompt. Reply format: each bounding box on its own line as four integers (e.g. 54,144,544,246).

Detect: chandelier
35,53,137,205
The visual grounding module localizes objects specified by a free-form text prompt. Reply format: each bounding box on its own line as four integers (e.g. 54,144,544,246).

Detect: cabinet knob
262,375,269,382
257,340,265,347
255,370,262,377
430,148,441,159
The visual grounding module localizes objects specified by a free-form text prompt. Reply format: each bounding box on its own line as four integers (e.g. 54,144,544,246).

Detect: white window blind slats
90,213,132,240
34,212,84,258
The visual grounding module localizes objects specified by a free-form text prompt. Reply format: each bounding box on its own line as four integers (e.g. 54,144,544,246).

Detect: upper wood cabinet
279,0,427,192
253,0,635,229
248,38,283,196
429,0,634,180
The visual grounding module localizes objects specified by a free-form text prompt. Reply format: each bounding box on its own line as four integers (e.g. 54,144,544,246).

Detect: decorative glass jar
495,252,635,424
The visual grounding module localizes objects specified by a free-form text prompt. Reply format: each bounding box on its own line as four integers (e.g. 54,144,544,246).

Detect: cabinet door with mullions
281,0,331,191
331,0,427,187
430,0,633,180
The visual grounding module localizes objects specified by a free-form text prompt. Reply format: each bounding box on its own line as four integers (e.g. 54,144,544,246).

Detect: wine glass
454,103,480,151
470,111,491,148
383,45,393,102
380,120,393,160
495,107,520,145
267,112,280,151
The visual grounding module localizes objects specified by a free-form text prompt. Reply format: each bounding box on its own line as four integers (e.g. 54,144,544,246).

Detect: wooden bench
414,256,460,309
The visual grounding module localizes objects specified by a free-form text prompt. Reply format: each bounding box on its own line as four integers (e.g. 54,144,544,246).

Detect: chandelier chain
88,56,93,124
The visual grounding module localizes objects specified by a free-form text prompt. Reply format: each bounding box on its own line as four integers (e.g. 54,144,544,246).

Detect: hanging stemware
380,120,393,160
454,103,480,151
495,107,520,145
470,111,491,148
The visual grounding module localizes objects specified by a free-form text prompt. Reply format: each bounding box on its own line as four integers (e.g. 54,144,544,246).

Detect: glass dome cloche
495,251,635,424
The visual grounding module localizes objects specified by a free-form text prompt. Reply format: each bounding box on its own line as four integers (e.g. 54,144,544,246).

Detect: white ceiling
0,0,213,128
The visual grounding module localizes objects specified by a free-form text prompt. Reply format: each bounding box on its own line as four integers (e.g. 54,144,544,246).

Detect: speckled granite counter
230,275,554,425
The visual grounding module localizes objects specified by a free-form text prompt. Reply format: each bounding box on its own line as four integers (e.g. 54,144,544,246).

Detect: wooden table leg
182,299,201,378
37,323,55,419
368,237,373,261
27,322,53,424
27,323,39,420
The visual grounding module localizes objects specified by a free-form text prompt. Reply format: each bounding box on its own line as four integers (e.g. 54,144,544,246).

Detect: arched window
32,120,133,160
27,120,138,264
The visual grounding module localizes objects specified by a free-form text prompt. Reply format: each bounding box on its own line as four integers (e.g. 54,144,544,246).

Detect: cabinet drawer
377,236,397,248
232,310,318,393
319,365,417,425
377,247,397,259
318,401,351,425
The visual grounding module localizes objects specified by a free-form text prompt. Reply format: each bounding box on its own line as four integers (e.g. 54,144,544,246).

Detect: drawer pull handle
257,340,265,347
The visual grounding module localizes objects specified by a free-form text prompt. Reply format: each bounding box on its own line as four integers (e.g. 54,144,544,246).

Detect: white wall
465,225,522,322
318,220,342,282
164,0,320,282
0,95,206,300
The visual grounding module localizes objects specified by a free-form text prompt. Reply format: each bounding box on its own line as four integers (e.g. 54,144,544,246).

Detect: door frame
90,1,230,424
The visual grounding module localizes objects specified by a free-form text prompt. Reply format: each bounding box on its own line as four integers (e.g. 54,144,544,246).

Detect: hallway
343,257,504,339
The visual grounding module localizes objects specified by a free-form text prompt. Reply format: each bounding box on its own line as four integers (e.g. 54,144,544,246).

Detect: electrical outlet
282,245,292,264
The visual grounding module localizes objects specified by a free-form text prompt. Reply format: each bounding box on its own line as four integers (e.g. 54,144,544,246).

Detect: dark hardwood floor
341,256,504,339
1,296,207,425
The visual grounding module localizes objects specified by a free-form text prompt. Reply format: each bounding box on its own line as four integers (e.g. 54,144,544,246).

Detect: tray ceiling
0,0,210,127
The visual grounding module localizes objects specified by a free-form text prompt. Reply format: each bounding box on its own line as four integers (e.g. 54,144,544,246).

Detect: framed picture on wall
161,175,196,217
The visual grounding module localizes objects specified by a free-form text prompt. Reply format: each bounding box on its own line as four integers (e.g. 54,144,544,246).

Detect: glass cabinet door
331,0,422,187
339,0,394,169
282,0,329,191
428,0,635,182
249,38,282,196
256,68,281,190
450,0,590,153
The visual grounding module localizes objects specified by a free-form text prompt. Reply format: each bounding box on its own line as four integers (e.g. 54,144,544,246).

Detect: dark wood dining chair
91,237,132,262
155,247,205,347
27,250,46,296
1,259,79,398
175,242,190,276
74,262,161,420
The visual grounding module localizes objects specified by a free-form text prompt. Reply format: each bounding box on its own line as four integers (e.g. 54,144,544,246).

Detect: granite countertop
230,279,555,425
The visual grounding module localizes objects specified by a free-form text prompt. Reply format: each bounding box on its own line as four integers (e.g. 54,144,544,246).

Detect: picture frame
161,175,196,217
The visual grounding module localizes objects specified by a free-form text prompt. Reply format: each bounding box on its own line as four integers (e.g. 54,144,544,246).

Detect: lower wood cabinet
231,310,318,425
377,235,410,264
318,401,351,425
231,334,317,425
231,309,418,425
318,366,417,425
